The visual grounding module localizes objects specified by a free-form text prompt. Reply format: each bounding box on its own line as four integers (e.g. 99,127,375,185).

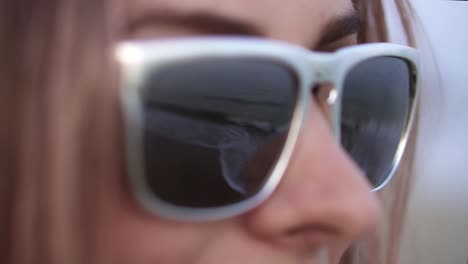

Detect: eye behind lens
138,57,299,208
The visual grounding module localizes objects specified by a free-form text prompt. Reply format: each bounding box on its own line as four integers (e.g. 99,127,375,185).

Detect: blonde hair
0,1,421,264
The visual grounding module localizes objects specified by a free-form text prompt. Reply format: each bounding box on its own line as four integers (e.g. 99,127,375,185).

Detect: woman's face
97,0,381,263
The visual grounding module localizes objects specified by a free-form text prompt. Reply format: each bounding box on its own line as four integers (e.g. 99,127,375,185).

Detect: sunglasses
116,37,419,221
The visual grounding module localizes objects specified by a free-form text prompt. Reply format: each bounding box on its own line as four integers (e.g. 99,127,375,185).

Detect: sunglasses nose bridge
306,54,335,84
304,55,340,139
305,56,339,106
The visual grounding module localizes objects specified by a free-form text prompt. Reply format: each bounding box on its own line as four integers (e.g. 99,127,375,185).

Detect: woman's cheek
98,208,211,264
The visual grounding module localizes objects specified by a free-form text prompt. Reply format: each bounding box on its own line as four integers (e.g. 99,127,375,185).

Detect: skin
97,0,381,263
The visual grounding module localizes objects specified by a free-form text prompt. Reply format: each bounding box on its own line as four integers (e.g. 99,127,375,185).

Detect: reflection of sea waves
144,108,269,194
341,118,403,185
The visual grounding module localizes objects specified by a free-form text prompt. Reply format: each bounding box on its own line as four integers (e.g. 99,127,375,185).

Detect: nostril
279,224,340,252
286,224,339,238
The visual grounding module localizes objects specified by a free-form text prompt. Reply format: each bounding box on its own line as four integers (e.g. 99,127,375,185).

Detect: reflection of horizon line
144,103,278,133
202,95,283,107
147,128,258,150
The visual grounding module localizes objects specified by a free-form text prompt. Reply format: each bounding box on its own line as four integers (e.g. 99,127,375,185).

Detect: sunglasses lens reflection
341,56,412,188
135,54,413,208
140,58,297,207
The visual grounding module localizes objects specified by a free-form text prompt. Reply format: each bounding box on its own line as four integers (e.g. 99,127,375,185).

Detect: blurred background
400,1,468,263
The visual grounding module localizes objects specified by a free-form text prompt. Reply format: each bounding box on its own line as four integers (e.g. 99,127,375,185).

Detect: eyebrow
127,11,263,37
316,11,362,47
126,10,362,49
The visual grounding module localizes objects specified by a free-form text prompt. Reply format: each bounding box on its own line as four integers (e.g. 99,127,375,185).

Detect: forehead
126,0,354,46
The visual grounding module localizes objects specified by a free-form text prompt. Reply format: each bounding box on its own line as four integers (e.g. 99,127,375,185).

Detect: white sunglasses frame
116,37,420,222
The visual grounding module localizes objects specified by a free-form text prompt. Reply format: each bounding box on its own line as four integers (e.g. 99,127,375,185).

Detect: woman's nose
244,93,382,252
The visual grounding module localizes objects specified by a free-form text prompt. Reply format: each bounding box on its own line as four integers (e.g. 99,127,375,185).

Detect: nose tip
244,98,382,251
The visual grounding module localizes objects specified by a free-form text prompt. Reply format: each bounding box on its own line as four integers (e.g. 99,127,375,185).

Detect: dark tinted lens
341,56,412,188
140,58,297,207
